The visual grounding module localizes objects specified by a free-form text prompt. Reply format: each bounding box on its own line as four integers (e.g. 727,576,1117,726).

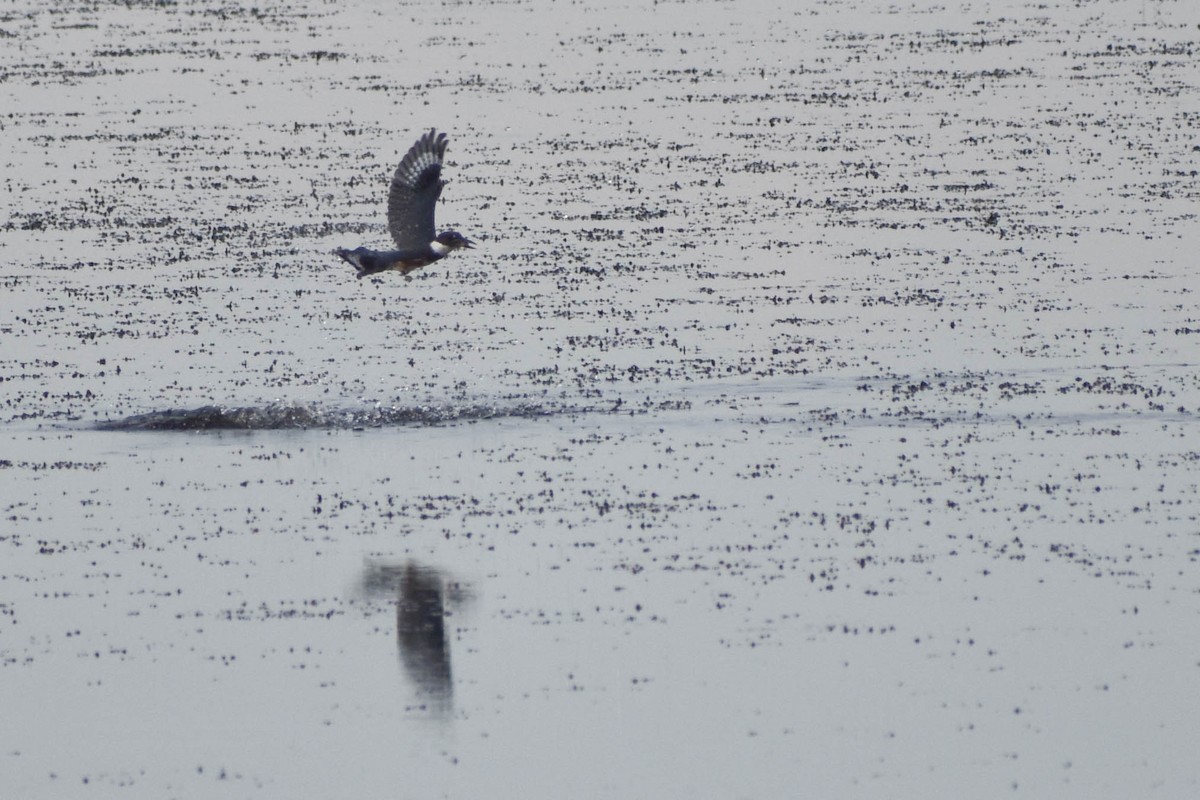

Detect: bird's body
335,129,474,279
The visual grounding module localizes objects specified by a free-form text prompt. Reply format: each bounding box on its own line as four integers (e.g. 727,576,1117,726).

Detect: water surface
2,0,1198,797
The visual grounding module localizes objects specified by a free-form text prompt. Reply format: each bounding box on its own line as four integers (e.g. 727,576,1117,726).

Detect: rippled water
2,0,1198,798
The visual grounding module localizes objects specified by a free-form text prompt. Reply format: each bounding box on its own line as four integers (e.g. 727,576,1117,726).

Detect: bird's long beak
463,238,476,249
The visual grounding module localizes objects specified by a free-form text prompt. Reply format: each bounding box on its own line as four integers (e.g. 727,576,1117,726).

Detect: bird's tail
334,248,379,280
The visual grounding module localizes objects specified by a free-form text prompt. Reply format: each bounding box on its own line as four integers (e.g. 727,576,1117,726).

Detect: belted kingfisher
335,128,474,279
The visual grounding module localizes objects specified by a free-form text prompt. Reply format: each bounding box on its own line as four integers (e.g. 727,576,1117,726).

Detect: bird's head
435,230,475,251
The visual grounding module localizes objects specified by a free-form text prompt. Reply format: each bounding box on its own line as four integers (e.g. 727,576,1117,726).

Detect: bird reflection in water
359,560,468,716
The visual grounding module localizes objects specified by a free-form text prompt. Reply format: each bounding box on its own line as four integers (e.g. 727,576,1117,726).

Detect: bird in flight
335,128,474,279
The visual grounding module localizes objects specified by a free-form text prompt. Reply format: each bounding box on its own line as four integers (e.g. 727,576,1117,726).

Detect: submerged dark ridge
96,401,578,431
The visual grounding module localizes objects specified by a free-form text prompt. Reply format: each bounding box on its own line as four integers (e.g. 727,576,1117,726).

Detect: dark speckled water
2,0,1199,797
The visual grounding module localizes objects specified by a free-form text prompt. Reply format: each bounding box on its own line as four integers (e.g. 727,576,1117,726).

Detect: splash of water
96,400,572,431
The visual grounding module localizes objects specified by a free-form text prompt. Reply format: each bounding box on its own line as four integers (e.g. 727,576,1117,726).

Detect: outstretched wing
387,129,449,251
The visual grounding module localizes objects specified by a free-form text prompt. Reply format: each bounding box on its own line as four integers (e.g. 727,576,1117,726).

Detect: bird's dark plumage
388,128,447,252
335,128,474,279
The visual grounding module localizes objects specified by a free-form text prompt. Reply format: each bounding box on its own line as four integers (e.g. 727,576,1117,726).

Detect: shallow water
2,0,1199,797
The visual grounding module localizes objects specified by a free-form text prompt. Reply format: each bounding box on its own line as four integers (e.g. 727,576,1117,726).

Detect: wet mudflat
2,0,1199,797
